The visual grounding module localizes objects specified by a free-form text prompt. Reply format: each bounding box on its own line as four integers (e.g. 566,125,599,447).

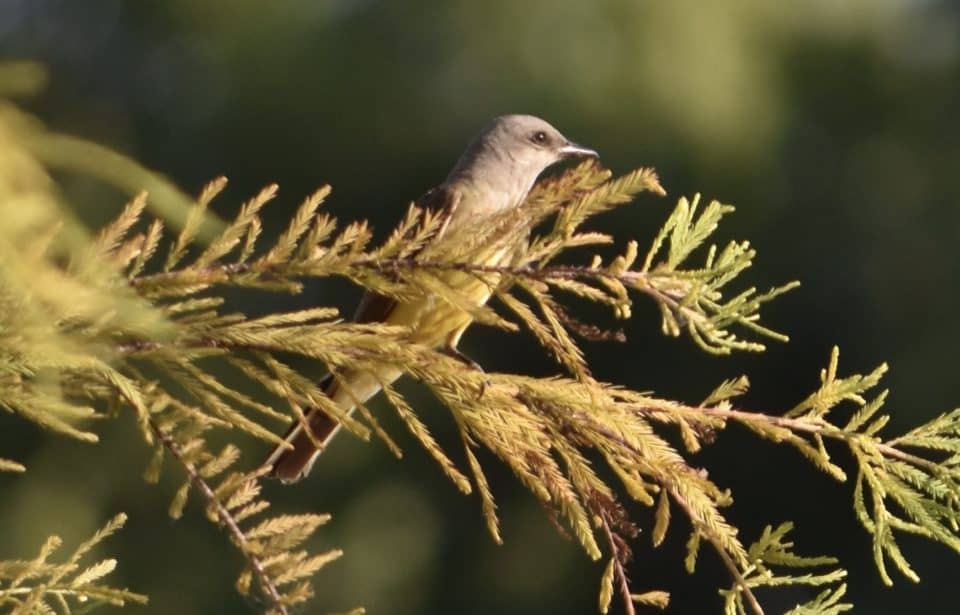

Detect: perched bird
263,114,598,482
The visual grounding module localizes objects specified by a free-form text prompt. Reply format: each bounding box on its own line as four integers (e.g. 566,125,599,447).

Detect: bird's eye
531,131,548,145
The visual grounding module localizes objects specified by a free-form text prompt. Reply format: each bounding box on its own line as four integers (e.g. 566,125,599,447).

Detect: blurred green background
2,1,960,613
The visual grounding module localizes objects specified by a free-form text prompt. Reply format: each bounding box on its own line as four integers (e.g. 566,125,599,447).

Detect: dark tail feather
262,375,342,483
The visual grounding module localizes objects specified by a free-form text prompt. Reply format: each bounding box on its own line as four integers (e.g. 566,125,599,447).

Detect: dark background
2,1,959,613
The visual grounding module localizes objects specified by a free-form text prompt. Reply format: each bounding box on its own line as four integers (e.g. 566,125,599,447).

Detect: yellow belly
329,245,512,412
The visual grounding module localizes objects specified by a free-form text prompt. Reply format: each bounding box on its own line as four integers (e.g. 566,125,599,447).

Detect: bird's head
485,114,598,173
448,115,598,194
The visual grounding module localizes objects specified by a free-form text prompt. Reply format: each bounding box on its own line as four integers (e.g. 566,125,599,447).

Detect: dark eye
531,131,548,145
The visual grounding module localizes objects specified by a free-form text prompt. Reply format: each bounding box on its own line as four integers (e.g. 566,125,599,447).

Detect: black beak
558,140,599,159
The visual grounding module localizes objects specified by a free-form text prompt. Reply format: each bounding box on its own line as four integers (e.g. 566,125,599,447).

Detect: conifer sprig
144,388,342,614
80,161,801,614
720,523,851,615
120,161,792,378
0,513,147,614
640,348,960,597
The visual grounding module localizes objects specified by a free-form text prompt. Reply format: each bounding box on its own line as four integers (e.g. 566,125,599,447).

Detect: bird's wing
426,185,463,240
352,185,462,324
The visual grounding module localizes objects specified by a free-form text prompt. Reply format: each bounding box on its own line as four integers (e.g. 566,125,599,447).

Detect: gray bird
263,114,598,482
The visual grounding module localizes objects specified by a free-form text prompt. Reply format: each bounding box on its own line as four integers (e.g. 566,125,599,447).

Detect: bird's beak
558,141,599,159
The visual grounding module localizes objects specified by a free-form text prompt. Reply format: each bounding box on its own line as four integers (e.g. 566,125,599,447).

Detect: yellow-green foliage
3,63,960,615
0,514,147,614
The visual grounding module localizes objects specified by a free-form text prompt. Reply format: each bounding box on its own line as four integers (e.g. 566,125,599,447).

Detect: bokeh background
2,1,960,613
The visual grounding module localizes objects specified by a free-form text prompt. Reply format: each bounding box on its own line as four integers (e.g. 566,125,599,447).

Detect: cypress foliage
3,63,959,615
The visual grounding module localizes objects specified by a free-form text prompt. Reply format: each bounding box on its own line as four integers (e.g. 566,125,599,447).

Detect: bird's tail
263,367,402,483
262,374,347,483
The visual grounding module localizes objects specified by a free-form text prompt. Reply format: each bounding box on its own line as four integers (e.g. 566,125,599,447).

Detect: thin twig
129,252,684,309
645,402,949,477
368,257,684,305
670,488,765,615
147,419,287,615
600,513,636,615
541,399,755,613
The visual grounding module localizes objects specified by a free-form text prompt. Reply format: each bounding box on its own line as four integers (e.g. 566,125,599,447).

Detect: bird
262,114,598,483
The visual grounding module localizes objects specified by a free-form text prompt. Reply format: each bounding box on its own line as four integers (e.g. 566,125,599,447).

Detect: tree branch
648,402,948,477
600,513,636,615
147,419,288,615
670,488,765,615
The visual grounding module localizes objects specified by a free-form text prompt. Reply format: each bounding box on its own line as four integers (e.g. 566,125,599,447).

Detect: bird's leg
442,326,489,395
442,344,484,372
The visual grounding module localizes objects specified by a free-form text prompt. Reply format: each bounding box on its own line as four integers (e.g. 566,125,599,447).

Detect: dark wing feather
352,185,461,324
